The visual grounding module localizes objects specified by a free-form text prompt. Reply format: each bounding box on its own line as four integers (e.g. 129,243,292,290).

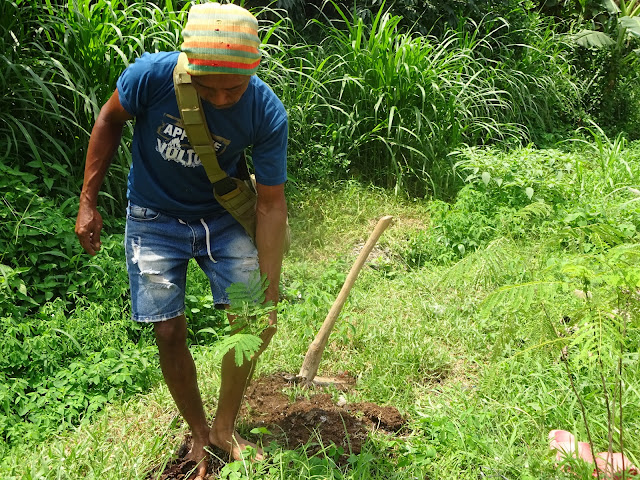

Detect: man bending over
75,3,288,478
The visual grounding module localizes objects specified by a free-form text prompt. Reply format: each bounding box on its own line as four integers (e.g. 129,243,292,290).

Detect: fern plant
481,243,640,468
200,271,274,367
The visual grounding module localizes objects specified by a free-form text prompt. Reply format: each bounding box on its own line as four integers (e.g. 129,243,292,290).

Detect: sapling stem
617,290,630,480
594,313,615,476
598,356,614,475
561,347,601,480
581,278,603,480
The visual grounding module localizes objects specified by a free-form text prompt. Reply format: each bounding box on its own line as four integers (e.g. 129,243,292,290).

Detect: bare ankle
192,426,210,446
209,420,233,440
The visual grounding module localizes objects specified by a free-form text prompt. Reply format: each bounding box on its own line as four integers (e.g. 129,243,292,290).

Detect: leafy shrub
399,183,555,267
0,162,156,444
398,191,496,267
557,203,638,254
453,145,579,204
397,145,605,266
0,163,130,309
0,166,77,306
0,273,161,446
1,282,160,444
0,264,35,318
0,344,158,444
400,141,640,267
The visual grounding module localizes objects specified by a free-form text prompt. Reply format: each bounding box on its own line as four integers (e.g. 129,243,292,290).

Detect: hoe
289,215,393,386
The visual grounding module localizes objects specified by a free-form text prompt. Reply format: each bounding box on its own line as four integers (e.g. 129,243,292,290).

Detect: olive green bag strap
172,53,290,253
173,52,234,192
172,52,258,236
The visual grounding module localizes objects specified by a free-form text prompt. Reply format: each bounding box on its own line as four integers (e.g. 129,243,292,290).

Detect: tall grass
2,0,188,214
265,2,580,197
0,2,81,197
4,1,583,204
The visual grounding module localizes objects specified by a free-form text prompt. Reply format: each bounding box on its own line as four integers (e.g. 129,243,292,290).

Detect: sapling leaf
222,271,273,365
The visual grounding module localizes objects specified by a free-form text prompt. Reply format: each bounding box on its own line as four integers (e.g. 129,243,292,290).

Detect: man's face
190,73,251,109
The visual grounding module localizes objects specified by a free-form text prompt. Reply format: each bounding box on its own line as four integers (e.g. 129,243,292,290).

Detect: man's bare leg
155,315,209,480
209,324,276,461
208,349,260,461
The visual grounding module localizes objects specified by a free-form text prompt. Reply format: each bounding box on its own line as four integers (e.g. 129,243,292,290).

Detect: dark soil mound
150,373,406,479
242,373,405,452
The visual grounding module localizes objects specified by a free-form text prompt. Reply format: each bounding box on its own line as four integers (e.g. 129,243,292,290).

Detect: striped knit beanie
182,2,261,75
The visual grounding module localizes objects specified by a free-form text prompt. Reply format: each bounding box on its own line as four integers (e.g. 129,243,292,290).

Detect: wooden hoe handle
297,215,394,382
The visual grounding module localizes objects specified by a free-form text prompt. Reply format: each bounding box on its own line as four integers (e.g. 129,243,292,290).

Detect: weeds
3,143,640,477
2,1,640,478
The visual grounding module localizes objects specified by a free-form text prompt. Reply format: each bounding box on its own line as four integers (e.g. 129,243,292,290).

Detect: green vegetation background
1,0,640,478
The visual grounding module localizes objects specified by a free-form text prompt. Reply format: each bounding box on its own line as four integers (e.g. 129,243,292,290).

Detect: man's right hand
75,88,132,256
75,202,103,256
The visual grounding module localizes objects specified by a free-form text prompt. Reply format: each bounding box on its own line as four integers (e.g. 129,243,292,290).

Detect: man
75,3,288,479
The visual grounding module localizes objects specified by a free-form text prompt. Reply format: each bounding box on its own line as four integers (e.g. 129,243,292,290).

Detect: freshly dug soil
150,373,406,480
242,373,405,452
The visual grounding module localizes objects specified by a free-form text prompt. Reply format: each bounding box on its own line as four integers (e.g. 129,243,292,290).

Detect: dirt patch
241,374,405,453
150,373,406,479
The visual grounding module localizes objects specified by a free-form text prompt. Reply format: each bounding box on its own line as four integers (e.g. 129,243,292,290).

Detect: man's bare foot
209,426,264,462
185,436,209,480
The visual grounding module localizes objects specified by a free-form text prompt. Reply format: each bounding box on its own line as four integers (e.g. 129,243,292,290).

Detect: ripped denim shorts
124,203,259,322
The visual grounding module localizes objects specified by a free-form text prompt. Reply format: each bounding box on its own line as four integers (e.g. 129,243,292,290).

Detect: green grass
2,1,586,212
2,1,640,478
4,142,640,478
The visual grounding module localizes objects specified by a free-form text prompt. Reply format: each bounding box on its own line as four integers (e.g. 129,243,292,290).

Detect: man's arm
254,182,287,324
75,89,133,255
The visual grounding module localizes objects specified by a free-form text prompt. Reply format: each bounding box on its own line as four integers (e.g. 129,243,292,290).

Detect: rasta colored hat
181,2,261,75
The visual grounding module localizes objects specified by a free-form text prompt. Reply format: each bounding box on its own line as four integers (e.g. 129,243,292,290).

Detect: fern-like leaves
223,271,274,365
214,334,264,367
438,237,524,289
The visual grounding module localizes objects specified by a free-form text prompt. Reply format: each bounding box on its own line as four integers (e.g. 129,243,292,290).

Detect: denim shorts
125,203,259,322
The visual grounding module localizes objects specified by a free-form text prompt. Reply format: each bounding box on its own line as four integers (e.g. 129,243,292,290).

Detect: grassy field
2,1,640,478
3,140,640,479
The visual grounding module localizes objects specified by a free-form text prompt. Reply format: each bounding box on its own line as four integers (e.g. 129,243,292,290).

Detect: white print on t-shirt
155,113,230,167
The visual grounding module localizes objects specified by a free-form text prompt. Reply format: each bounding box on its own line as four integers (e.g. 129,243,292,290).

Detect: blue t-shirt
116,51,288,220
